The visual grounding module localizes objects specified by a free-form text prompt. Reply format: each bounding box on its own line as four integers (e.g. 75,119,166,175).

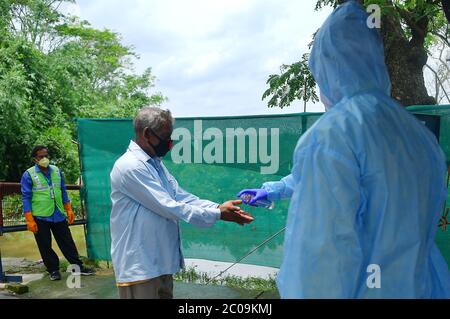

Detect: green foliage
59,259,70,272
2,194,23,222
315,0,345,10
262,53,319,109
174,266,277,292
67,189,82,218
79,255,100,268
3,190,83,222
388,0,449,50
0,0,166,182
0,39,34,181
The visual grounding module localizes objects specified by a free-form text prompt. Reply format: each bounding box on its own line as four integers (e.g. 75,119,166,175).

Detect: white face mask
320,91,333,111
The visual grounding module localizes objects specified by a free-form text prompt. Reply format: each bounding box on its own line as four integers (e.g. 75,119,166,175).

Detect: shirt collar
127,140,161,164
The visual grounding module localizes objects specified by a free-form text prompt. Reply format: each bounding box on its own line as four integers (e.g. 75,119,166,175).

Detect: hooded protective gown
262,1,450,298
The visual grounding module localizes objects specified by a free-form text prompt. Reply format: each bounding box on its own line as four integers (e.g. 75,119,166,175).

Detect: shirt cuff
212,207,221,221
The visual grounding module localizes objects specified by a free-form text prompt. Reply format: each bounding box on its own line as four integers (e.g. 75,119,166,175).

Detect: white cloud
75,0,332,117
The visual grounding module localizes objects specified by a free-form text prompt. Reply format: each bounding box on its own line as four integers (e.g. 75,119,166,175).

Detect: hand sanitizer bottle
239,193,275,210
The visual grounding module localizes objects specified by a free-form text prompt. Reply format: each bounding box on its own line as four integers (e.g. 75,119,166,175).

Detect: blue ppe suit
262,0,450,298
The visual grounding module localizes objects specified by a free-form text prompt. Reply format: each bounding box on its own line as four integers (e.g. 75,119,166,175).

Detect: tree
0,0,166,182
0,39,34,181
263,0,450,109
7,0,68,51
262,53,319,110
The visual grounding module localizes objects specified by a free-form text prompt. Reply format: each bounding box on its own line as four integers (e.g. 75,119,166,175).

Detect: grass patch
79,256,100,268
174,266,277,292
3,261,46,274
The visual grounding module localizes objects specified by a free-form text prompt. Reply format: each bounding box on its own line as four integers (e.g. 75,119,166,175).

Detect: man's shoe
49,271,61,281
79,266,95,276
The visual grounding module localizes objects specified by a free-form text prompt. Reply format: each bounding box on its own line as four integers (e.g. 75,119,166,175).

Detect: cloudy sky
65,0,332,117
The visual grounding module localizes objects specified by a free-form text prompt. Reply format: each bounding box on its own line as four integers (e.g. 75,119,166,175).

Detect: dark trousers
34,219,82,273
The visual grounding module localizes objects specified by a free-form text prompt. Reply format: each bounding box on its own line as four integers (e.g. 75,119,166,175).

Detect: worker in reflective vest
21,145,94,281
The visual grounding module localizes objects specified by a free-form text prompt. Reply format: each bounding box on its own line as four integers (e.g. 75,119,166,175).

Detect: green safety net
406,105,450,265
77,105,450,267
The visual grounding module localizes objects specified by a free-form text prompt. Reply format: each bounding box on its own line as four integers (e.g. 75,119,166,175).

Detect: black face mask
147,127,173,158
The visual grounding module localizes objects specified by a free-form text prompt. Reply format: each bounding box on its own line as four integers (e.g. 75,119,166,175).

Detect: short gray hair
133,107,174,135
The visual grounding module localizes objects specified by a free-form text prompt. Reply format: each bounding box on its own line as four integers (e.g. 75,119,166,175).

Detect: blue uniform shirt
21,164,70,223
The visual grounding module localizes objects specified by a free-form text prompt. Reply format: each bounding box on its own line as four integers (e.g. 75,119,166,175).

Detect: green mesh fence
407,105,450,265
77,105,450,267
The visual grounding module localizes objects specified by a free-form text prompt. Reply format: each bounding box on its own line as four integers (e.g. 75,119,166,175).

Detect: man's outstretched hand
219,200,254,225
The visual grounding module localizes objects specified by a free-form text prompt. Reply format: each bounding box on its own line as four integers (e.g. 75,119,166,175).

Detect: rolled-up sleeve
120,164,221,228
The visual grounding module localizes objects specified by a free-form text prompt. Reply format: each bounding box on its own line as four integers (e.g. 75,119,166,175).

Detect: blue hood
308,1,391,105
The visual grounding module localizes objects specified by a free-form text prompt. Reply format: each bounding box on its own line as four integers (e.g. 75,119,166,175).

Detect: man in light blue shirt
110,107,253,299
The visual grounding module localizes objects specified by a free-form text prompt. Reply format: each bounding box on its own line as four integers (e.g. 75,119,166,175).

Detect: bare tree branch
426,64,450,102
429,30,450,47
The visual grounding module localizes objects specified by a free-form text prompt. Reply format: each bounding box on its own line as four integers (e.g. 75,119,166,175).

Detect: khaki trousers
118,274,173,299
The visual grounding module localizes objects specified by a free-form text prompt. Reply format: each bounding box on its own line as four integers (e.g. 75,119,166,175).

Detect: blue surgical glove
237,188,268,206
